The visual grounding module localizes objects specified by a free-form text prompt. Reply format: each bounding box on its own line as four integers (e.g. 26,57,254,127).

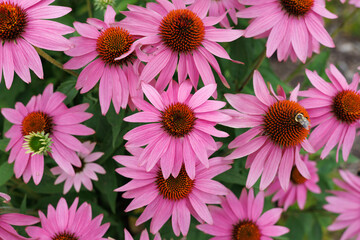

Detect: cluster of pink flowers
1,0,360,239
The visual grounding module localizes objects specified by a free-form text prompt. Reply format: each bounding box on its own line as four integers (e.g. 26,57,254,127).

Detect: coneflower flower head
223,70,314,191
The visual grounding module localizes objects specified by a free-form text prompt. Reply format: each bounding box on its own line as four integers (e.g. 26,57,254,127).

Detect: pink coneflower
324,170,360,240
0,0,73,89
64,5,142,115
299,65,360,161
197,188,289,240
340,0,360,7
26,198,110,239
223,70,314,191
115,148,231,236
1,84,94,185
51,141,105,194
238,0,337,63
124,229,161,240
0,192,39,239
118,0,243,91
267,155,321,210
123,80,230,179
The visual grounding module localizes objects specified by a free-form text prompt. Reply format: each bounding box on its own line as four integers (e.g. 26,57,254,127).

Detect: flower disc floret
96,26,135,66
161,103,196,138
0,2,27,41
280,0,314,16
23,131,52,156
290,166,307,184
156,166,194,200
160,9,205,53
232,221,261,240
332,90,360,124
52,232,78,240
22,111,53,136
264,100,310,147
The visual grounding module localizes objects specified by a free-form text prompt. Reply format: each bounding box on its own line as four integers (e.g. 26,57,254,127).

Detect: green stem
238,48,266,92
86,0,93,18
284,60,311,84
284,8,359,83
35,47,79,77
331,7,359,38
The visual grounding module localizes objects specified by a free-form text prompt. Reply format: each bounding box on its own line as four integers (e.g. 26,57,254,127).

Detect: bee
295,113,310,130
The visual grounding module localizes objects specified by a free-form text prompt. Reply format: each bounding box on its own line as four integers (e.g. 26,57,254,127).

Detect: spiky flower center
332,90,360,124
264,100,310,147
156,166,194,201
0,2,27,41
161,103,196,138
52,232,78,240
159,9,205,53
96,27,135,66
23,131,52,156
280,0,314,16
290,166,307,184
22,112,53,136
232,221,261,240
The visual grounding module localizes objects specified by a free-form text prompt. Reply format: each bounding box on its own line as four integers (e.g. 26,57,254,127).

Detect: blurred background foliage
0,0,359,239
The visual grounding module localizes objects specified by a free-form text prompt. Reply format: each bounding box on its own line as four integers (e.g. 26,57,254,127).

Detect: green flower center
23,131,52,156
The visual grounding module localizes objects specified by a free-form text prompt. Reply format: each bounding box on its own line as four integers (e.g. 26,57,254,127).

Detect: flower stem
238,48,266,92
86,0,93,18
35,47,79,78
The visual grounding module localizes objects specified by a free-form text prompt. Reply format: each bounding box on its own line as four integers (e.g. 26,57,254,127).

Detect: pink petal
99,67,113,115
3,42,14,89
278,148,294,191
253,70,274,106
73,22,99,39
142,83,165,111
295,151,310,179
246,143,272,188
304,12,334,48
140,49,171,83
189,194,213,224
225,136,266,160
31,154,44,185
305,69,336,96
188,84,216,109
260,146,281,190
27,5,71,19
104,5,116,24
192,50,216,86
291,18,308,63
205,28,243,42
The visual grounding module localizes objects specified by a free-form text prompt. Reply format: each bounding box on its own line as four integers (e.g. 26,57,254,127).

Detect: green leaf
95,160,117,213
286,215,305,240
106,107,125,148
311,218,323,240
0,138,9,152
20,195,27,214
0,162,14,186
56,78,78,105
214,166,246,186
